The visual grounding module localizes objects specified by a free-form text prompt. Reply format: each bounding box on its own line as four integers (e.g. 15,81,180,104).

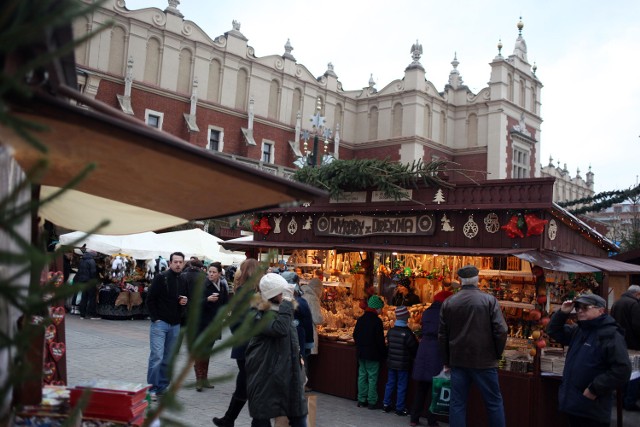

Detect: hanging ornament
433,189,446,204
273,215,283,234
251,217,272,235
440,214,454,232
547,219,558,241
502,215,524,238
525,213,549,236
317,215,329,232
463,215,479,239
303,216,313,230
484,213,500,233
287,217,298,235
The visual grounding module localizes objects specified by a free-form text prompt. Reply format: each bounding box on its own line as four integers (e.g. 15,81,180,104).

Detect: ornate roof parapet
447,52,464,89
324,62,338,78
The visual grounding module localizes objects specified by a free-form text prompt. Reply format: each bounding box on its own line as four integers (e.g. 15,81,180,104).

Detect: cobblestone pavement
65,315,638,427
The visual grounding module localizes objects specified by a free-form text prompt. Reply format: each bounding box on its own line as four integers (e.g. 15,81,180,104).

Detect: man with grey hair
438,265,508,427
611,284,640,411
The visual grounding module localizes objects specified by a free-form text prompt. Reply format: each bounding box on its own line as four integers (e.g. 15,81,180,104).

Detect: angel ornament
273,215,283,234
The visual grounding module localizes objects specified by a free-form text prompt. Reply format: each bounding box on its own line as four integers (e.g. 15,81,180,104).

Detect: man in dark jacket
439,265,507,427
547,293,632,426
611,284,640,411
146,251,187,400
353,295,386,409
383,305,418,416
76,250,98,319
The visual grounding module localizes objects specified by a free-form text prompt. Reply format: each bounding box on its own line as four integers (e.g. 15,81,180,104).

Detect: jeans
383,368,409,411
357,359,380,405
147,320,180,392
234,359,248,401
449,367,505,427
251,416,307,427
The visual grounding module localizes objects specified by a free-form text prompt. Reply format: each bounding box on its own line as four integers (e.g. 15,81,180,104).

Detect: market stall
223,177,640,427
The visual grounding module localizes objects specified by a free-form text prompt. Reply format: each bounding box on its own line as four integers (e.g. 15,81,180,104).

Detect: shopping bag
307,394,317,427
429,368,451,415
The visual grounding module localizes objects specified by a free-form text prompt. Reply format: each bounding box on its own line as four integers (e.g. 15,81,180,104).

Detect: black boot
212,397,246,427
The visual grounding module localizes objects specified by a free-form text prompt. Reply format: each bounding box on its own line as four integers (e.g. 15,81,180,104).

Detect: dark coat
353,310,386,361
75,252,96,282
245,299,307,420
439,285,507,369
294,296,314,355
197,277,229,337
229,287,257,360
413,301,444,382
386,324,418,370
146,270,186,325
610,291,640,350
547,310,631,423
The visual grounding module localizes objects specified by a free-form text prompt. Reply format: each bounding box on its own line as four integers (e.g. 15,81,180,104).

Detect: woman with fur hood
245,273,308,427
300,269,324,355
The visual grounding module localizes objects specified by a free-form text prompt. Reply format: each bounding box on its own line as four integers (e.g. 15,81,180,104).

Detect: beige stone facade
73,0,544,181
540,157,595,204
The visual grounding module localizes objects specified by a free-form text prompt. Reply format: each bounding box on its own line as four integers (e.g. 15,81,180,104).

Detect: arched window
334,103,344,135
73,17,88,66
235,68,248,110
143,37,161,85
424,104,432,138
392,102,403,137
467,113,478,146
520,79,526,108
206,58,221,102
531,88,537,114
291,88,302,125
369,106,378,140
108,26,126,75
440,110,447,144
507,74,514,102
177,48,193,94
268,79,280,120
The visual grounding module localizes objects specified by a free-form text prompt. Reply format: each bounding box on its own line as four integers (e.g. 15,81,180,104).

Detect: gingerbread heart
45,324,57,343
43,362,56,383
49,342,66,362
49,306,65,326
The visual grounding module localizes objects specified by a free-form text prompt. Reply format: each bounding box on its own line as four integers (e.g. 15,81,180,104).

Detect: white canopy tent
59,229,245,265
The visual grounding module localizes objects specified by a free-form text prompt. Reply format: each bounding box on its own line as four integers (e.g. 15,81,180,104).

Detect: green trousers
357,359,380,405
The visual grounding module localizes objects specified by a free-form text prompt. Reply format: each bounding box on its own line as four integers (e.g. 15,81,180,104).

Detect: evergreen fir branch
561,184,640,215
292,158,483,201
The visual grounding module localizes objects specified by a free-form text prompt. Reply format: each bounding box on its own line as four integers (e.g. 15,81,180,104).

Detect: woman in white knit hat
244,273,308,427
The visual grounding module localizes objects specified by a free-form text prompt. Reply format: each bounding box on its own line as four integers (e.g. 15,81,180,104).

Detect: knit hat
574,293,606,308
367,295,384,309
395,305,410,320
259,273,289,301
433,290,453,303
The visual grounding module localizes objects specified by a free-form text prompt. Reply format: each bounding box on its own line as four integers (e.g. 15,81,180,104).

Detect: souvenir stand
223,177,640,427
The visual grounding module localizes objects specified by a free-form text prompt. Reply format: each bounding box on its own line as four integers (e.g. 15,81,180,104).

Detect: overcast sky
126,0,640,193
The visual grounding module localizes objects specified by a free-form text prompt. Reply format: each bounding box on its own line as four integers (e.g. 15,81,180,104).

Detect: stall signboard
315,214,435,237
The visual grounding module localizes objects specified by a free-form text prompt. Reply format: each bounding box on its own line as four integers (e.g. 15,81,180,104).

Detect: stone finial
411,39,423,63
448,52,464,88
232,20,241,31
368,73,375,88
165,0,183,17
283,38,295,61
324,62,337,78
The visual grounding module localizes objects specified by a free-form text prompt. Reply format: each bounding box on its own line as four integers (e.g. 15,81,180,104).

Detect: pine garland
559,184,640,215
292,158,482,201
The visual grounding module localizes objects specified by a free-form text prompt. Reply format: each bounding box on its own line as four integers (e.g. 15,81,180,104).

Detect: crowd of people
143,253,640,427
